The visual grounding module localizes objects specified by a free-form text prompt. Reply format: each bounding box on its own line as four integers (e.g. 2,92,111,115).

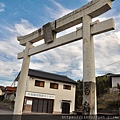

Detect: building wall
5,93,15,101
112,77,120,88
0,89,2,95
25,76,76,113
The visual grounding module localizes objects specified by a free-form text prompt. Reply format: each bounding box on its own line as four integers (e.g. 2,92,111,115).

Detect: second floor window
35,80,45,87
50,83,58,89
63,85,71,90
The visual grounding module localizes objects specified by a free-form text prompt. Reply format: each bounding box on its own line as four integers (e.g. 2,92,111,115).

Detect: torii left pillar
14,42,32,114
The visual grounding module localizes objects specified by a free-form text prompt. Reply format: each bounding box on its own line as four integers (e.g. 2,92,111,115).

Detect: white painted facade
111,76,120,88
5,93,15,101
24,76,76,114
0,89,2,95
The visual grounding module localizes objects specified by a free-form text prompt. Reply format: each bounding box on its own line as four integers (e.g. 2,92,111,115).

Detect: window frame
35,80,45,87
50,83,59,89
63,84,71,90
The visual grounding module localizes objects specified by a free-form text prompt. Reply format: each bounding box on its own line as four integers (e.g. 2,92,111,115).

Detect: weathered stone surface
82,81,96,115
43,22,54,44
14,42,32,114
17,19,115,59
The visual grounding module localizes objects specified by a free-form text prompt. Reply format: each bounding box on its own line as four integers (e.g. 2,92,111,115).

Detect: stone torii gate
14,0,115,115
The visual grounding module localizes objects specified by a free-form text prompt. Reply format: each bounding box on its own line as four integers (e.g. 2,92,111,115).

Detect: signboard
26,100,32,105
25,92,55,99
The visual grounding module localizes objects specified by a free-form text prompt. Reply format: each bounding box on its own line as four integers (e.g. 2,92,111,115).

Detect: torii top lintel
17,0,114,46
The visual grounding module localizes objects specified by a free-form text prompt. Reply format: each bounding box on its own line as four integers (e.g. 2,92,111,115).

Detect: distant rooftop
109,73,120,77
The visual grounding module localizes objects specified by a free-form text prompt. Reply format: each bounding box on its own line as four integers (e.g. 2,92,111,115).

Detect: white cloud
0,19,37,57
94,30,120,75
0,81,13,87
29,1,120,80
15,19,37,35
0,0,120,86
0,39,21,57
0,19,38,86
30,40,83,80
0,3,5,12
45,0,72,19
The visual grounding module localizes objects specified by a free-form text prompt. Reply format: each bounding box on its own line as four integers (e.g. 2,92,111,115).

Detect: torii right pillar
82,15,97,115
82,0,115,115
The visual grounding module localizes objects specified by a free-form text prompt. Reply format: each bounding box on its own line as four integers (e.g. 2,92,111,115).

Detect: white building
110,74,120,88
0,89,2,96
15,69,77,114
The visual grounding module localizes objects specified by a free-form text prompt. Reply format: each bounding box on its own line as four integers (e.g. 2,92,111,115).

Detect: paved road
0,108,13,120
0,108,119,120
0,107,13,114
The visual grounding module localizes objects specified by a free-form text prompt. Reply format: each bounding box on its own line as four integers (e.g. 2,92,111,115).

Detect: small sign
25,92,55,99
26,100,32,105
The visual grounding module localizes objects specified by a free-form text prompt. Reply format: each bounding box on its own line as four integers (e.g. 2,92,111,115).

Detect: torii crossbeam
14,0,115,115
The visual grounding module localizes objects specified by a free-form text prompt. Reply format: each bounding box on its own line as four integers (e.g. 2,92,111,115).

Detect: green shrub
107,100,120,110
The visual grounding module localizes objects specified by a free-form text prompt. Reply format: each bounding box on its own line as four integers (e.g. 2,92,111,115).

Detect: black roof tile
110,74,120,77
28,69,77,85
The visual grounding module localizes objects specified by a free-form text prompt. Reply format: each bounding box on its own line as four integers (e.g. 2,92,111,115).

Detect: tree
96,75,111,97
75,75,111,109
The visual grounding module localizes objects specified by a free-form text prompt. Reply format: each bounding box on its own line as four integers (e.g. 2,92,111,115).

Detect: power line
97,32,120,70
97,60,120,70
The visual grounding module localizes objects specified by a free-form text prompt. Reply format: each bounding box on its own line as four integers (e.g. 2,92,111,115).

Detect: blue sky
0,0,120,86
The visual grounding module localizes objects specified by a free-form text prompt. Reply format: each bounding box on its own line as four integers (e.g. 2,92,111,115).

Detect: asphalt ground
0,108,119,120
0,107,13,114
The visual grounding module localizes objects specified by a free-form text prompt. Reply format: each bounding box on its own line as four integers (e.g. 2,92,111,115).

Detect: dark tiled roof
6,86,17,91
110,74,120,77
28,69,77,85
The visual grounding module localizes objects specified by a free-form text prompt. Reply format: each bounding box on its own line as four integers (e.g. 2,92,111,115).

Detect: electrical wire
97,32,120,70
97,60,120,70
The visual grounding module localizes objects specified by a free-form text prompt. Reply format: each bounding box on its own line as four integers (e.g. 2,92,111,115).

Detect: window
50,83,58,89
63,85,71,90
35,80,45,87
